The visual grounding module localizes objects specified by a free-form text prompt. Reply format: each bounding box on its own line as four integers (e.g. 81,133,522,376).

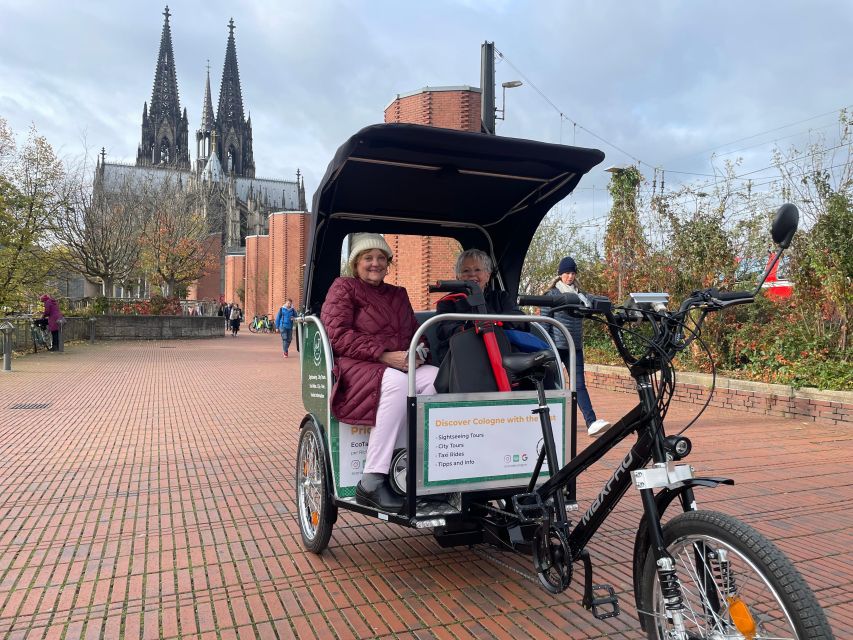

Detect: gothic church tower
137,6,190,169
213,19,255,178
195,65,216,171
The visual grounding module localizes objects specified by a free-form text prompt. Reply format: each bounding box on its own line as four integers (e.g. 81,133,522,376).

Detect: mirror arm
752,248,785,297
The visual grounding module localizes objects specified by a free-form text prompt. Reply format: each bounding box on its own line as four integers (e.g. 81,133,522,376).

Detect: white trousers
363,365,439,474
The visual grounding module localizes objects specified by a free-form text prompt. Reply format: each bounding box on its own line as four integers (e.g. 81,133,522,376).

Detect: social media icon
504,455,511,463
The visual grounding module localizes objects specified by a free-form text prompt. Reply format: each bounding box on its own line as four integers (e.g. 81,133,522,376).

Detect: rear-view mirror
771,203,799,249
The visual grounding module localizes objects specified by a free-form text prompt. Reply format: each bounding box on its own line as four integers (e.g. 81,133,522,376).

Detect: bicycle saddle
501,350,556,378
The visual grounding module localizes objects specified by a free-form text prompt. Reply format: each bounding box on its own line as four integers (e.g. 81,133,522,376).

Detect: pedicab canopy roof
303,123,605,312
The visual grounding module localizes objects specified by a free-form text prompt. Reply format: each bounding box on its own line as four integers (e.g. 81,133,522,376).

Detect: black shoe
356,473,404,513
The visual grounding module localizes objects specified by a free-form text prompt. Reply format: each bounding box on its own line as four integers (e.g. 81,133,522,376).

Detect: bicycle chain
472,546,539,584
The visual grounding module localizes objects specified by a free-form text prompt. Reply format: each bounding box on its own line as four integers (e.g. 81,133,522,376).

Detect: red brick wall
269,211,309,315
224,255,245,306
384,234,460,311
585,365,853,427
244,235,270,321
384,88,482,132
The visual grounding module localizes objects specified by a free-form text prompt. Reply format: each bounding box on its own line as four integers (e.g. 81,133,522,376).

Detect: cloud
1,0,852,216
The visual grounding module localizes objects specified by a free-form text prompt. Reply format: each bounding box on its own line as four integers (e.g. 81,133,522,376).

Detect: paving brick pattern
1,336,849,639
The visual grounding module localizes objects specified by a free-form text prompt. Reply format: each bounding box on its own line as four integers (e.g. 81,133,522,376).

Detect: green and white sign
300,319,329,422
418,393,567,494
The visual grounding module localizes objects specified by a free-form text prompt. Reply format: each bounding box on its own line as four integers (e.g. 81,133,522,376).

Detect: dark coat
544,286,583,351
434,288,523,363
321,277,419,425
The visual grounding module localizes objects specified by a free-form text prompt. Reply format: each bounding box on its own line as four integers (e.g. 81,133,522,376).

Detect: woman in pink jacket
321,234,438,512
40,294,64,351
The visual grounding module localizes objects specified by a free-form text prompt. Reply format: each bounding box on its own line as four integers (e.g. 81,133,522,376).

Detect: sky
1,0,851,241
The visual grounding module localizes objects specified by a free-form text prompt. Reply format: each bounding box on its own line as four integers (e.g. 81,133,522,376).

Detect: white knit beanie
348,233,393,273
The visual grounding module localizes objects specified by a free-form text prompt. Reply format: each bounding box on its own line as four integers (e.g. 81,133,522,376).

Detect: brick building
382,86,483,309
224,211,308,320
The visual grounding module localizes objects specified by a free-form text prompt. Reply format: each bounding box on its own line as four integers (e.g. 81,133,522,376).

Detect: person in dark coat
543,257,611,437
39,294,63,351
434,248,524,363
321,233,438,512
229,304,243,336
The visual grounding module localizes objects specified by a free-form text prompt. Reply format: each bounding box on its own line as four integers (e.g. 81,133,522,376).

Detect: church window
159,139,171,164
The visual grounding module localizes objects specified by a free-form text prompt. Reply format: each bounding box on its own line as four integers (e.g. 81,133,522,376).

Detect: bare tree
53,162,146,296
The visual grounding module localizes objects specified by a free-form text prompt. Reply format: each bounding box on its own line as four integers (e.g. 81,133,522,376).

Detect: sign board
416,392,566,494
300,320,330,423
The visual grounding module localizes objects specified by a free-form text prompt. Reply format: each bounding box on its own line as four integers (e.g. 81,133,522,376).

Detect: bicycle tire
248,322,259,334
32,328,50,351
638,510,834,639
296,421,335,553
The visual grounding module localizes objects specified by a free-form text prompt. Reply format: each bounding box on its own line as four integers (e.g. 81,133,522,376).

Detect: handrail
408,313,576,396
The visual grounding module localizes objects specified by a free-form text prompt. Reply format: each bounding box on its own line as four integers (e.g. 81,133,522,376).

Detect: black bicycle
501,203,833,639
31,317,52,352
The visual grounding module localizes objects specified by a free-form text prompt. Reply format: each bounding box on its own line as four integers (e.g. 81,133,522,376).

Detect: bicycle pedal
510,493,546,524
587,584,620,620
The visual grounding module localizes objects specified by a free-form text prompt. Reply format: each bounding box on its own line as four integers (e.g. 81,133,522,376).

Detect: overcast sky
2,0,851,238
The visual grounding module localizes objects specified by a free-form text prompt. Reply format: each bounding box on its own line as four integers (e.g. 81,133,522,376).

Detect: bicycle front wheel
639,510,833,640
248,322,259,334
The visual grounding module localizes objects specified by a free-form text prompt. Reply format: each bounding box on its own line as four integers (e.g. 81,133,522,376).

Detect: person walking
275,299,297,357
39,294,64,351
229,303,243,337
222,302,232,332
543,257,611,437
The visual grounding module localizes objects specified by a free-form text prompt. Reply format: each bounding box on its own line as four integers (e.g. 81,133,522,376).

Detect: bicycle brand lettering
580,450,634,527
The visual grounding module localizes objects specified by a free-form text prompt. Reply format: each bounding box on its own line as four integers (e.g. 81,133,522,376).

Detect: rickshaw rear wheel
296,421,335,553
389,448,407,496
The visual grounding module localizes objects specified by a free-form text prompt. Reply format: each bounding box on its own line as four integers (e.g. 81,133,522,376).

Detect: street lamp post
495,80,523,121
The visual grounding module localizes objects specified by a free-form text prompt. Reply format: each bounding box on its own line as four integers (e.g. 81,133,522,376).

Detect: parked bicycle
31,317,52,352
248,314,274,333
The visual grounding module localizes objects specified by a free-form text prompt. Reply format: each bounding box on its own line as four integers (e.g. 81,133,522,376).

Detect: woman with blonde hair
321,233,438,512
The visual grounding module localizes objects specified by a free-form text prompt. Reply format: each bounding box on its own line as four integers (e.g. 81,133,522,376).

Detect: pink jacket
320,277,418,425
40,295,63,332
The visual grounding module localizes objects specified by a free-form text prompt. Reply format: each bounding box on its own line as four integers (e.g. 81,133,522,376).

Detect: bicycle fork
640,488,690,637
634,376,690,638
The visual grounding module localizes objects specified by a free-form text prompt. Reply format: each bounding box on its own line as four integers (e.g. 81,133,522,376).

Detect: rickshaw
295,123,833,639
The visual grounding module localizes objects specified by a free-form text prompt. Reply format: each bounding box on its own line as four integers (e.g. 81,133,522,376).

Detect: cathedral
95,6,306,295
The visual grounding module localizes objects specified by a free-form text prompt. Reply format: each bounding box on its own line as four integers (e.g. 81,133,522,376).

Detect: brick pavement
0,335,849,639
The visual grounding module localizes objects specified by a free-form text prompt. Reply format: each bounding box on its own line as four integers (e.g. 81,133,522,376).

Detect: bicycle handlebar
517,293,581,308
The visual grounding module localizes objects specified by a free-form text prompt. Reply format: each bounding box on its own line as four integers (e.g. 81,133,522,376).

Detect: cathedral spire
216,18,245,127
200,61,215,133
138,6,189,169
150,6,181,125
213,18,254,177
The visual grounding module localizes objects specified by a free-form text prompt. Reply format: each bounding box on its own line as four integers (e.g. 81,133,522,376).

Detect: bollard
57,317,66,353
1,321,13,372
88,317,96,344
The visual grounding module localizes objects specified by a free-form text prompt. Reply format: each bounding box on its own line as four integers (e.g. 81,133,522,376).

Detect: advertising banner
419,395,566,493
422,397,566,490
